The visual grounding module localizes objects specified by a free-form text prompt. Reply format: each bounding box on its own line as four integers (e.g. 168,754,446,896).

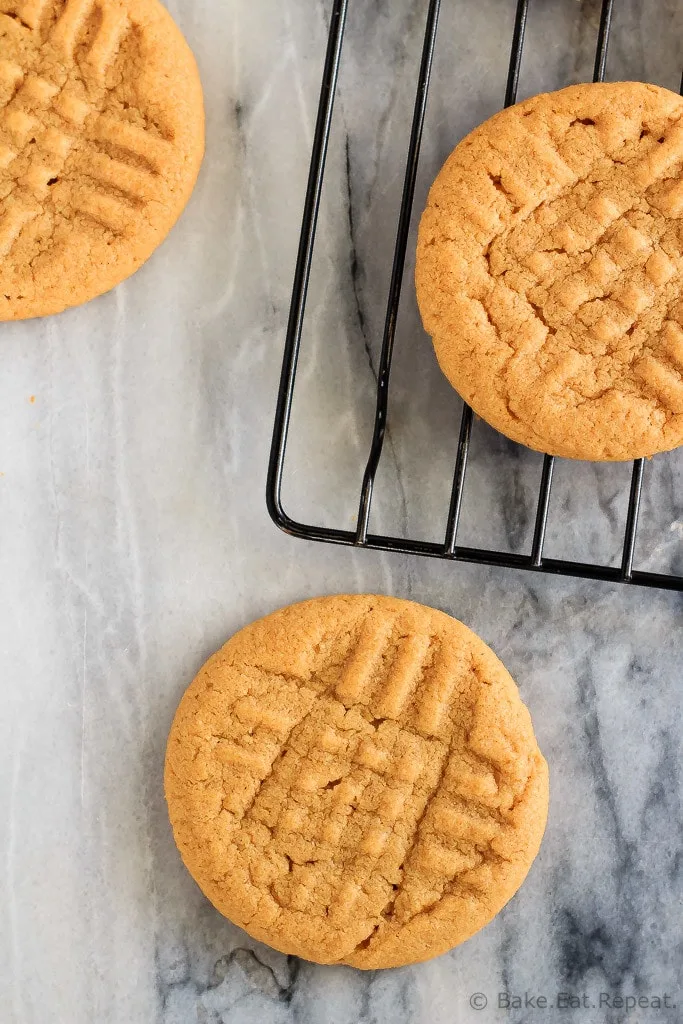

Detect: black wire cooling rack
267,0,683,593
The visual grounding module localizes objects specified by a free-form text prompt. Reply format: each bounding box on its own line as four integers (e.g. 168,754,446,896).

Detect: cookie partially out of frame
165,595,548,969
416,82,683,461
0,0,204,320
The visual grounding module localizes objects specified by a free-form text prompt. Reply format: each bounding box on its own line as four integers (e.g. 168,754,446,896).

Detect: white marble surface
2,1,683,1022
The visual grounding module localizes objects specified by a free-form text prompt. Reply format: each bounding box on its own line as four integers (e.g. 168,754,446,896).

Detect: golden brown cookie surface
416,82,683,461
0,0,204,320
165,595,548,969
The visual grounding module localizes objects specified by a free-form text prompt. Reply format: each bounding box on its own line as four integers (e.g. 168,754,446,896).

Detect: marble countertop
2,1,683,1022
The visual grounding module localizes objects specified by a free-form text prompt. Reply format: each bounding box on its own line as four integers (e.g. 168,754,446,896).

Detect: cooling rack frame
267,0,683,593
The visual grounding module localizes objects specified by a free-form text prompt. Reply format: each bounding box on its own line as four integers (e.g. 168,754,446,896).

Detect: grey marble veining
1,1,683,1022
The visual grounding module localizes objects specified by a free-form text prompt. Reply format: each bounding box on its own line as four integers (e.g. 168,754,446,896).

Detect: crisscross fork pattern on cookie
0,0,170,256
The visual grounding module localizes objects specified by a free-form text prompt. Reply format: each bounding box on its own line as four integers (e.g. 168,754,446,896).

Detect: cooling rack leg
505,0,530,106
442,0,529,558
530,455,555,566
621,460,645,581
267,0,349,527
594,0,615,83
443,406,474,555
355,0,442,544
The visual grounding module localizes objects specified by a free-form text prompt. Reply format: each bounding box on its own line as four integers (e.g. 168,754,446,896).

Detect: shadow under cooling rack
267,0,683,592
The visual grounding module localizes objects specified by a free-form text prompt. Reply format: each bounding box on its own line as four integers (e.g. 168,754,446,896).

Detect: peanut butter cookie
0,0,204,320
416,82,683,460
165,595,548,968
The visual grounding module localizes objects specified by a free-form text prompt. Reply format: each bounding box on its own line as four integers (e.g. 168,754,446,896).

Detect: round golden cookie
0,0,204,320
416,82,683,461
165,595,549,969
